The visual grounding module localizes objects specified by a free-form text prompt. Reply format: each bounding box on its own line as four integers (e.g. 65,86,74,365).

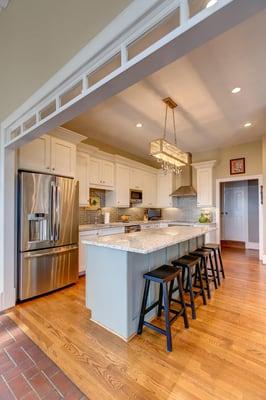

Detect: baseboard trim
246,242,259,250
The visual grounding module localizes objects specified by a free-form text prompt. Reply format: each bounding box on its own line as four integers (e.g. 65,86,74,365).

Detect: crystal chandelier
150,97,189,174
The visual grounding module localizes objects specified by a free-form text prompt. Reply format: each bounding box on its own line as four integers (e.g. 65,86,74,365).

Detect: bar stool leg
197,262,207,305
157,283,163,317
138,280,150,335
187,267,197,320
162,282,172,352
177,274,189,329
218,248,225,278
202,257,211,299
168,280,174,307
209,254,218,289
213,250,221,286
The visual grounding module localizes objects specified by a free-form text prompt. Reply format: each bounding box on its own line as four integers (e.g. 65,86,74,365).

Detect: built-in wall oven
130,189,143,205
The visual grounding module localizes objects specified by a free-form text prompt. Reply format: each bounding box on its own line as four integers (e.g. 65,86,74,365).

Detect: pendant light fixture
150,97,189,174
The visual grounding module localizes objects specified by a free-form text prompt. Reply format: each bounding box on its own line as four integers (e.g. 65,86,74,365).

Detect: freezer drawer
18,245,78,300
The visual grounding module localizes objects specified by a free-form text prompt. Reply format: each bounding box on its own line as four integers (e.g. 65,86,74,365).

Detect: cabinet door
50,137,76,177
18,135,51,173
143,172,157,207
89,158,101,185
116,164,130,207
197,168,212,207
157,173,173,208
79,231,99,274
130,168,143,190
101,160,114,187
76,154,89,206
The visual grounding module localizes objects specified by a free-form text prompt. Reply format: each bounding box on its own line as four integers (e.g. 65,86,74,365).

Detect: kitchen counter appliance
125,224,141,233
17,171,79,300
147,208,161,221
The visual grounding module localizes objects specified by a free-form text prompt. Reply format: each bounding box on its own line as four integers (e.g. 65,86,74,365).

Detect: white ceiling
64,10,266,162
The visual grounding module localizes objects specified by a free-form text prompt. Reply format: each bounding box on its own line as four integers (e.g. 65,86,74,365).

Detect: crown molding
0,0,10,12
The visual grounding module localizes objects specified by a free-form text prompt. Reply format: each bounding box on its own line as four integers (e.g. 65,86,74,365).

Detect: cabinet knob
52,168,55,171
46,167,49,170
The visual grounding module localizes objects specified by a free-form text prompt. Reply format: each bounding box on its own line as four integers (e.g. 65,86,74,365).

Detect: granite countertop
79,220,216,232
82,225,215,254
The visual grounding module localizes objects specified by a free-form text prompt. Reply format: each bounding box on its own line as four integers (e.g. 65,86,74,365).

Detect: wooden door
221,181,248,242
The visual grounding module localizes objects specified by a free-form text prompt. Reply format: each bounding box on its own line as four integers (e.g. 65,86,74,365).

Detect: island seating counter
83,225,216,341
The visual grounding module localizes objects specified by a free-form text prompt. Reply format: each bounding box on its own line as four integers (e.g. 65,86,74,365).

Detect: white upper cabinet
18,135,76,177
130,168,143,190
105,164,130,207
90,158,102,186
76,153,90,206
192,160,216,207
156,172,175,208
102,160,114,187
89,157,114,189
18,135,51,173
50,137,76,177
143,172,157,207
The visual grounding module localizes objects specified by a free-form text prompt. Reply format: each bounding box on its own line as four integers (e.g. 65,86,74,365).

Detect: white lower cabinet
205,229,217,244
79,231,99,274
79,226,125,273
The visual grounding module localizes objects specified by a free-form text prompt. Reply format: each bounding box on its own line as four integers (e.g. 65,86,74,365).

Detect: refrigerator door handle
50,182,56,241
55,185,61,241
24,245,78,259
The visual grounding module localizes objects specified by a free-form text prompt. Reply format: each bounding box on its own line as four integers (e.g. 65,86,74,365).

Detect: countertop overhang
82,225,216,254
79,220,216,232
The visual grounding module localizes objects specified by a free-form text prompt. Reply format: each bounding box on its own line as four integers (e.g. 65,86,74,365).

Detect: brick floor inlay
0,315,87,400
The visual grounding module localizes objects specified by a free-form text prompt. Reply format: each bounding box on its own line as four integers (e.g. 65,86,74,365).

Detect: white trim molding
215,175,263,261
246,242,259,250
3,0,266,150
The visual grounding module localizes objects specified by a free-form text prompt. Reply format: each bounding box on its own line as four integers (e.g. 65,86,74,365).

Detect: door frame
216,175,263,260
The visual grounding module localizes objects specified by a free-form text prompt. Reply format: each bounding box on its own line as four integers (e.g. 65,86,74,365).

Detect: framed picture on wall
230,157,245,175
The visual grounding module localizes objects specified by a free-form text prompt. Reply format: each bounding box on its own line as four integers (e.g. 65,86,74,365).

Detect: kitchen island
83,225,215,341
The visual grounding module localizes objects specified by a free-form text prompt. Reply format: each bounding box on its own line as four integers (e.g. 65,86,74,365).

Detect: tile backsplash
161,197,216,222
79,188,146,225
79,190,215,225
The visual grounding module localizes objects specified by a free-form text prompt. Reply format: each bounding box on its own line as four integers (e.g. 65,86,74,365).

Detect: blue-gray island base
83,226,215,341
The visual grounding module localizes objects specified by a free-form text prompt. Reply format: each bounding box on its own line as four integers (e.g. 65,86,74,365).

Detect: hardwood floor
7,249,266,400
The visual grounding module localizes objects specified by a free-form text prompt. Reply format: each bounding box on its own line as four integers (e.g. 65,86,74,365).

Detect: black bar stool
138,265,189,352
171,255,207,320
190,248,218,299
202,243,225,283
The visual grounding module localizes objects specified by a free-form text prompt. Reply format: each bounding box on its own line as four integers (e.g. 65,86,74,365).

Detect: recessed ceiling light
244,122,252,128
206,0,217,8
231,87,241,94
136,123,142,128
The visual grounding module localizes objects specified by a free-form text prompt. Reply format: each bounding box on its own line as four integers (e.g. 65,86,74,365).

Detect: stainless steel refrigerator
18,171,79,300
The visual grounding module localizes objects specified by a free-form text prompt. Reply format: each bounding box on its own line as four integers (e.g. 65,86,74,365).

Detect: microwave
130,189,143,205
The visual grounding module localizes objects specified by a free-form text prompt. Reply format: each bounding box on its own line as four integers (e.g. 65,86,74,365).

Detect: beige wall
192,140,262,180
0,0,131,121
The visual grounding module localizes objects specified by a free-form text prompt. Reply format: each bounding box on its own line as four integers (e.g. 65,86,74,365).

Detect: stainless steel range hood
170,153,197,197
